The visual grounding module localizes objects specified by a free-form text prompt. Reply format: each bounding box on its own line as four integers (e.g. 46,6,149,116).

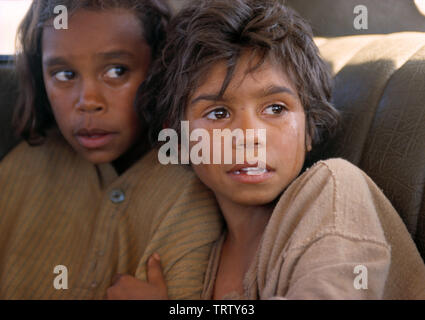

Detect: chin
230,191,281,207
82,152,117,164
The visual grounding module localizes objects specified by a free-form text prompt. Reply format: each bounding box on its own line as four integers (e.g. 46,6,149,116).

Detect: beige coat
202,159,425,299
0,130,222,299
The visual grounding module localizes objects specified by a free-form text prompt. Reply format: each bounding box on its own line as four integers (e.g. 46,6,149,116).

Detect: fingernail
153,253,160,261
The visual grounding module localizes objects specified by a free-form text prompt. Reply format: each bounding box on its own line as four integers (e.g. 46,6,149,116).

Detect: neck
112,137,149,175
215,195,275,246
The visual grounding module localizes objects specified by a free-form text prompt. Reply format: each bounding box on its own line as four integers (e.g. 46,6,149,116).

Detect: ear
304,115,314,153
305,128,313,152
306,134,312,152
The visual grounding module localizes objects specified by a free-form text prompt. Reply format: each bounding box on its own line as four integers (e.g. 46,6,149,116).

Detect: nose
232,110,266,149
75,79,106,114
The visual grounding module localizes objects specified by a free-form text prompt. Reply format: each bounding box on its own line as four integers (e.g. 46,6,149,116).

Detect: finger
111,273,123,285
105,287,115,300
147,253,166,287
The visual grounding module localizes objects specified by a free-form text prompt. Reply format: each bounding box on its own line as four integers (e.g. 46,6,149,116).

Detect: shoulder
301,158,388,216
133,148,208,198
284,158,365,205
302,158,366,185
129,148,223,233
270,158,391,253
0,129,87,184
1,129,76,165
315,159,390,241
314,158,368,180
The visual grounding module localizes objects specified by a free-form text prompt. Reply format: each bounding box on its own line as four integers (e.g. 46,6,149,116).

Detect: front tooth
247,169,266,176
239,167,267,176
241,167,265,172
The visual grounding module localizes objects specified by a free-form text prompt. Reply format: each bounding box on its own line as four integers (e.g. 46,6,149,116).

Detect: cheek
44,88,73,129
191,163,222,192
107,86,139,121
187,118,205,131
44,80,58,110
43,75,72,111
188,124,225,165
288,116,306,149
269,116,306,160
191,164,209,186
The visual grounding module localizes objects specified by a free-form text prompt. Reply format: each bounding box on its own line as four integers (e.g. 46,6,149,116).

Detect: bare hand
106,253,168,300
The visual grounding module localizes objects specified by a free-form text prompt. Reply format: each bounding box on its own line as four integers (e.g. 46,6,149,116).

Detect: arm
107,178,222,300
282,234,391,299
106,242,216,300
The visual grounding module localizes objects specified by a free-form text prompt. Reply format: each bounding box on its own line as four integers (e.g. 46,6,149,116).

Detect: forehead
193,52,298,97
42,8,147,58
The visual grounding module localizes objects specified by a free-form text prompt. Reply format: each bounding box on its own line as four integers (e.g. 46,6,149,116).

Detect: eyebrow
261,85,296,98
190,85,296,105
95,50,135,60
43,56,68,68
43,51,135,68
190,94,224,105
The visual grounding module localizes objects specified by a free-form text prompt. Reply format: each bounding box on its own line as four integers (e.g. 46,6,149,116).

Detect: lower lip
227,170,274,184
75,133,116,149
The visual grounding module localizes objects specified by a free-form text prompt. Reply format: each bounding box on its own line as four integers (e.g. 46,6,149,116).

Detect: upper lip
75,128,114,136
227,162,273,173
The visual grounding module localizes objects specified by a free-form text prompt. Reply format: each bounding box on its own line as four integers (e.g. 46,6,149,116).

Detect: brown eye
206,108,230,120
105,66,127,79
54,70,75,82
263,104,286,115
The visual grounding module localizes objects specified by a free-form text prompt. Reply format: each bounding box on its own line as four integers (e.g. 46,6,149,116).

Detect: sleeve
282,234,391,300
161,243,217,300
134,189,223,300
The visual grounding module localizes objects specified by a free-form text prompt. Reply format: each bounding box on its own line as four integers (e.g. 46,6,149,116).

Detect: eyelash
52,70,75,82
204,107,230,120
104,66,129,79
263,103,288,115
204,103,288,120
51,65,129,82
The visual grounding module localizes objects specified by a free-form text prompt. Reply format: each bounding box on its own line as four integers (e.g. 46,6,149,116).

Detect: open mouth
232,166,270,176
75,128,117,149
227,163,274,184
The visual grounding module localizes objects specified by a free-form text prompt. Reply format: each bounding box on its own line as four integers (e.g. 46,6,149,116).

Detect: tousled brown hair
137,0,340,152
14,0,170,144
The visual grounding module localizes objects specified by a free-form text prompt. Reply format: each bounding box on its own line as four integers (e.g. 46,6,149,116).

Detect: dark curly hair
137,0,339,153
14,0,171,144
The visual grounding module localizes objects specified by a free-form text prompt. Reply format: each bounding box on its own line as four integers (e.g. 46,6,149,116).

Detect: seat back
0,65,20,160
286,0,425,37
312,32,425,260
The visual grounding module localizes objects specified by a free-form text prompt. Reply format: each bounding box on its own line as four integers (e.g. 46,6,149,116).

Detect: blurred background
1,0,425,55
0,0,32,56
168,0,425,36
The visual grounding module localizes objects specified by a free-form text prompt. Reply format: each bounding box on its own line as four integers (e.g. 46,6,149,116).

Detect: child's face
42,9,151,164
185,52,311,207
